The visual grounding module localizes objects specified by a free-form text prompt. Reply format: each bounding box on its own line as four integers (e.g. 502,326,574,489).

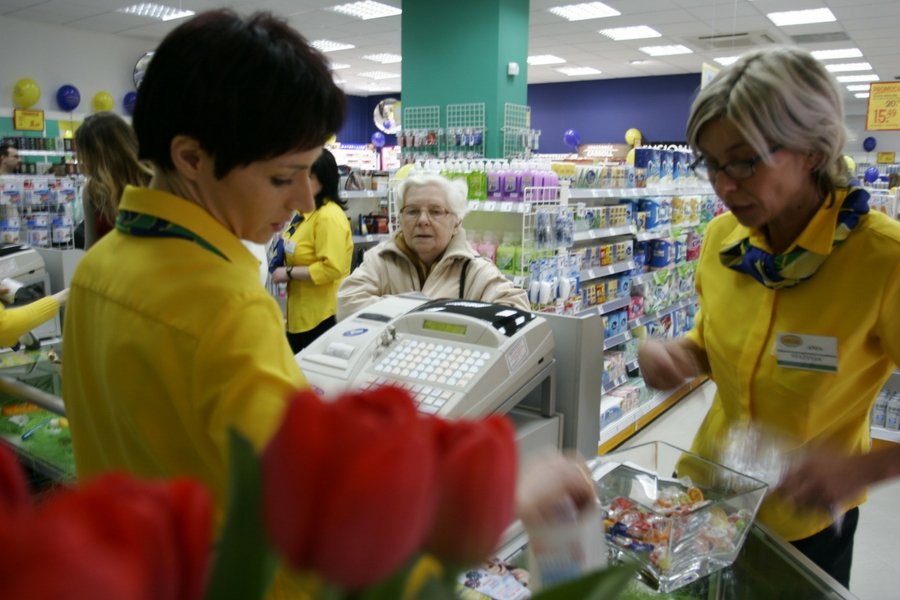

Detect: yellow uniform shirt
63,186,307,521
0,296,59,347
283,200,352,333
686,189,900,540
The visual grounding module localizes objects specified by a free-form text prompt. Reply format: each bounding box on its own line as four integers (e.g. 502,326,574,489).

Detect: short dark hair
133,9,345,179
311,149,345,210
0,142,17,157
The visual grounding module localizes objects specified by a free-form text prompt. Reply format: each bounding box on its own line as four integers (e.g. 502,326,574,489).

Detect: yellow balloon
625,127,642,147
13,78,41,108
843,155,856,174
92,91,114,112
626,148,636,165
393,163,414,181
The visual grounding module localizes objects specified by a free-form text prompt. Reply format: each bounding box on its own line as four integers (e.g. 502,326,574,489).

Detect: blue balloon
863,136,877,152
864,166,879,183
563,128,580,148
123,91,138,116
56,84,80,112
371,131,386,149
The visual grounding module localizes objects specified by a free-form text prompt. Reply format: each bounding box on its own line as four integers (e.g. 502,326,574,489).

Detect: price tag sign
877,152,896,164
484,201,496,212
468,200,480,211
866,82,900,131
522,202,531,213
501,202,515,213
13,109,44,132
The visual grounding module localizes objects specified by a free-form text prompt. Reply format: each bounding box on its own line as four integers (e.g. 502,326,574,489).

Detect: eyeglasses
399,206,452,221
690,144,783,182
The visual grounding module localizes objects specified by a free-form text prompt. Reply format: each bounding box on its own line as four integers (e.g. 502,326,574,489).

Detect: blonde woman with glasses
337,173,529,319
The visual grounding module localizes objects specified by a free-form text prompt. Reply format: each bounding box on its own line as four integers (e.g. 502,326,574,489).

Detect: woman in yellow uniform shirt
271,149,352,353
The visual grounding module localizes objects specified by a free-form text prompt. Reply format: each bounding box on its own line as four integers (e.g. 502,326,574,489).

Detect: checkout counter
0,297,861,598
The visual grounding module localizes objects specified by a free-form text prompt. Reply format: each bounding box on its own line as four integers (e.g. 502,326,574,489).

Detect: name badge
775,333,838,373
284,241,296,255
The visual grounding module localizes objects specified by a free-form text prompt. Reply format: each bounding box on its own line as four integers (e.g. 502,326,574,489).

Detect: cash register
297,296,555,419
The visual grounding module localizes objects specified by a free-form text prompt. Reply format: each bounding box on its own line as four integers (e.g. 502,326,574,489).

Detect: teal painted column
401,0,529,158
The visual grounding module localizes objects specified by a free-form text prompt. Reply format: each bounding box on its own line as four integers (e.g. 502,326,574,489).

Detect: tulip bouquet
0,385,635,600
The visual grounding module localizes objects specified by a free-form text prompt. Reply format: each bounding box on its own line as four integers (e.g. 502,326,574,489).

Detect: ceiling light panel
825,62,872,73
811,48,863,60
330,63,350,70
766,8,836,27
548,2,620,21
846,84,871,92
357,71,400,80
311,40,356,52
855,93,870,99
528,55,567,65
640,45,693,57
599,26,661,41
116,3,194,21
362,53,402,64
556,66,602,76
713,56,739,66
328,1,401,20
836,74,880,83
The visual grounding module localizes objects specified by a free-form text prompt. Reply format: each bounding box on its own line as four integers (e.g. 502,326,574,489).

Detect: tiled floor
623,380,898,600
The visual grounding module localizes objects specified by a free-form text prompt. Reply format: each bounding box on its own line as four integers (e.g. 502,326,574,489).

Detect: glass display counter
496,521,857,599
0,345,73,484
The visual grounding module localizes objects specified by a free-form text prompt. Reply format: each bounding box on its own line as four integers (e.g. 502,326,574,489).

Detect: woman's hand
51,289,69,306
271,267,290,284
638,337,707,390
516,449,596,528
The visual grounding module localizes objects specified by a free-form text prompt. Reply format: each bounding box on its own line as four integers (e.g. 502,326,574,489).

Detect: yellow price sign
877,152,896,164
13,108,44,132
866,82,900,131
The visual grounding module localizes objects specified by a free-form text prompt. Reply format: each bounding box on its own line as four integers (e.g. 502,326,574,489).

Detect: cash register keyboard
363,339,491,414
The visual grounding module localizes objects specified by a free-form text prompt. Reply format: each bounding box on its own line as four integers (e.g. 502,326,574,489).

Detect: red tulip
262,387,439,590
0,473,212,600
424,415,518,566
0,444,28,513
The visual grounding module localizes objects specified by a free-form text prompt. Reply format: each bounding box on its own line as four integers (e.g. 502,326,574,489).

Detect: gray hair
397,173,469,222
686,46,848,201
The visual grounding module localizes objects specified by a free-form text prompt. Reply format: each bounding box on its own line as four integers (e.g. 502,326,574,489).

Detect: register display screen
422,319,467,336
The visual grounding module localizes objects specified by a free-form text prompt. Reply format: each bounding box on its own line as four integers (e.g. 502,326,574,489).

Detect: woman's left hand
271,267,289,284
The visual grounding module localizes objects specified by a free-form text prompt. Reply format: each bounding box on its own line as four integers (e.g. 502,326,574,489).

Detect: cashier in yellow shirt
638,48,900,589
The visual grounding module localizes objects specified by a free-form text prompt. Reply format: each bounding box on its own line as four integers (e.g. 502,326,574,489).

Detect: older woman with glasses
337,173,530,319
638,47,900,589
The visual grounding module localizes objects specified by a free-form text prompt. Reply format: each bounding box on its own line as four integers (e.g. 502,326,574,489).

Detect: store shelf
467,200,531,214
602,374,628,394
573,224,635,243
626,359,639,372
872,426,900,443
352,234,389,244
603,330,632,350
19,150,70,157
580,259,635,282
576,295,629,317
568,185,713,200
628,295,697,328
344,190,387,199
597,375,708,454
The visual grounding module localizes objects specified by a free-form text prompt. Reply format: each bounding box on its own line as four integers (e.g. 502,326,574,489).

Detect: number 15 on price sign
866,82,900,131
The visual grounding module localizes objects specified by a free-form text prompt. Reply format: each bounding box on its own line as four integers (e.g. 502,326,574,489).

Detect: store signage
13,109,44,132
578,143,630,160
876,152,896,164
866,82,900,131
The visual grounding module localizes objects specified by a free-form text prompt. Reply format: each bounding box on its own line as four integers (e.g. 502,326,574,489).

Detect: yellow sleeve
0,297,59,347
307,206,352,286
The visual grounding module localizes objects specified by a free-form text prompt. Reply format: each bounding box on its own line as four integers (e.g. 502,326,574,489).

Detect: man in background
0,143,21,174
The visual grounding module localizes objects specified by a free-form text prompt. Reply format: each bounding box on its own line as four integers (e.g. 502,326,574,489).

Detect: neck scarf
116,209,227,261
719,187,869,289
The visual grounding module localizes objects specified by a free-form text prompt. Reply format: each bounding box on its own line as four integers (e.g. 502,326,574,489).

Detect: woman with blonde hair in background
75,112,152,248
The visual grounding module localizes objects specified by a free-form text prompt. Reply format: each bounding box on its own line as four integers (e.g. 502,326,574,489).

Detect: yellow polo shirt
283,200,352,333
686,189,900,540
0,297,59,347
63,186,306,521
